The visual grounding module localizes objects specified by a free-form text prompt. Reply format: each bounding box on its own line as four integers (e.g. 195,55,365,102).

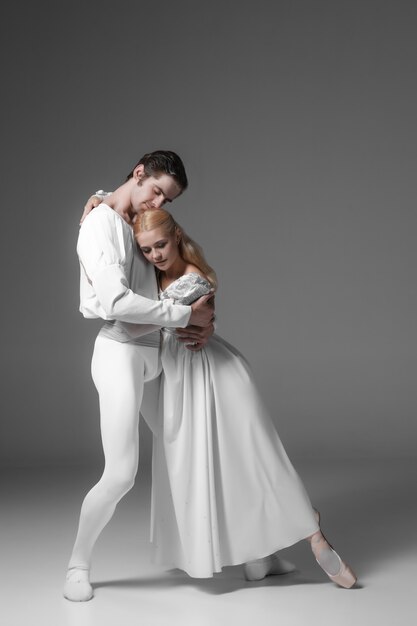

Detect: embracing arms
78,207,214,330
79,193,215,346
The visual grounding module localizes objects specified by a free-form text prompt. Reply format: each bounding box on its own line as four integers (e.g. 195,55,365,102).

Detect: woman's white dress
150,273,318,578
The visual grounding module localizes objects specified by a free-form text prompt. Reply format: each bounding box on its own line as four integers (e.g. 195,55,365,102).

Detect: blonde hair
134,209,217,289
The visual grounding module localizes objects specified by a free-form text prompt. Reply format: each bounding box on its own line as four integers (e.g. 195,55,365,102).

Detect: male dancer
64,151,214,602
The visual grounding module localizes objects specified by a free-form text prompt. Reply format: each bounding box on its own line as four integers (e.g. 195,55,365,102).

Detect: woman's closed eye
140,241,167,254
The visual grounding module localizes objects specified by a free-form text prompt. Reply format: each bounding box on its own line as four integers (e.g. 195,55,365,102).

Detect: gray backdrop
1,0,416,468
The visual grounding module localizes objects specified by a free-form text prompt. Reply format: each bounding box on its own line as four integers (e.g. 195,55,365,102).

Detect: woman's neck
159,258,188,290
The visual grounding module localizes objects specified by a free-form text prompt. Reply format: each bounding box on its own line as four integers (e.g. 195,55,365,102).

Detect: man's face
130,167,182,214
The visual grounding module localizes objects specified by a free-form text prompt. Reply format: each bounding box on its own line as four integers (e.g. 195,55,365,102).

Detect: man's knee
102,465,137,500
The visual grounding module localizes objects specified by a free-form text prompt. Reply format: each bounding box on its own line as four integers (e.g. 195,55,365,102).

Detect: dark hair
126,150,188,191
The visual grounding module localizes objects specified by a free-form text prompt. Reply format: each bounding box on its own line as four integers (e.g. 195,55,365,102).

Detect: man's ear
133,164,145,181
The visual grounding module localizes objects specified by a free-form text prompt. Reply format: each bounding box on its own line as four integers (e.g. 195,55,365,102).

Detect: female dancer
134,208,357,588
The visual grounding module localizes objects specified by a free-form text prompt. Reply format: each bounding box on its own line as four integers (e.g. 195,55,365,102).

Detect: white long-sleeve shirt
77,204,191,338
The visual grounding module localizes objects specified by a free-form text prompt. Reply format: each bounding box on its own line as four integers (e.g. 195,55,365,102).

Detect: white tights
68,336,160,570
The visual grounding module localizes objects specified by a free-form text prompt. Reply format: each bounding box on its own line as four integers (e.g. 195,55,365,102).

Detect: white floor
1,458,415,626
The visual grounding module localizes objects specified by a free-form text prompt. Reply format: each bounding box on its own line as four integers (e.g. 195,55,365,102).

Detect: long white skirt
150,332,319,578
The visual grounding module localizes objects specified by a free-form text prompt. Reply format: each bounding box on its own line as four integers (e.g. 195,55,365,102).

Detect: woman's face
136,226,180,271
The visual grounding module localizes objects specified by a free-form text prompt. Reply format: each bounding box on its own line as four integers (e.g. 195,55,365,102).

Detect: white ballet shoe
63,567,93,602
244,552,296,581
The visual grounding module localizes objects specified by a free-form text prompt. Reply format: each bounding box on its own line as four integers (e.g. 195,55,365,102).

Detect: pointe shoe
311,532,357,589
244,552,296,581
63,567,93,602
325,552,357,589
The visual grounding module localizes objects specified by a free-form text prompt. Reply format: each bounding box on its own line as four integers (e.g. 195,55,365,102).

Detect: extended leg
64,338,147,601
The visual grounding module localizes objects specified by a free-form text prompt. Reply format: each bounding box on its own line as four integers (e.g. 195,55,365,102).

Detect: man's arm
88,260,213,328
78,208,195,328
79,197,214,332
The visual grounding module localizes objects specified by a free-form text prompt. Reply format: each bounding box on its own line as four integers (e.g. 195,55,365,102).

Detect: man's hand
184,293,215,351
80,195,103,225
188,293,215,328
177,322,215,351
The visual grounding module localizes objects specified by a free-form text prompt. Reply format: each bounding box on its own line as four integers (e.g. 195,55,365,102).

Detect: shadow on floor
93,568,328,596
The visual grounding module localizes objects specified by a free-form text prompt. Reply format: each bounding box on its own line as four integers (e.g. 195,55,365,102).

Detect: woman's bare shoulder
183,264,206,278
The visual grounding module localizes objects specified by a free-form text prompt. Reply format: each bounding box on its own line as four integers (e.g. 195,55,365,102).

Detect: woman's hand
80,195,104,224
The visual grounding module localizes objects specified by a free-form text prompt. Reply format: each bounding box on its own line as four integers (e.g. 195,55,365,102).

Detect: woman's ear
175,226,182,244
